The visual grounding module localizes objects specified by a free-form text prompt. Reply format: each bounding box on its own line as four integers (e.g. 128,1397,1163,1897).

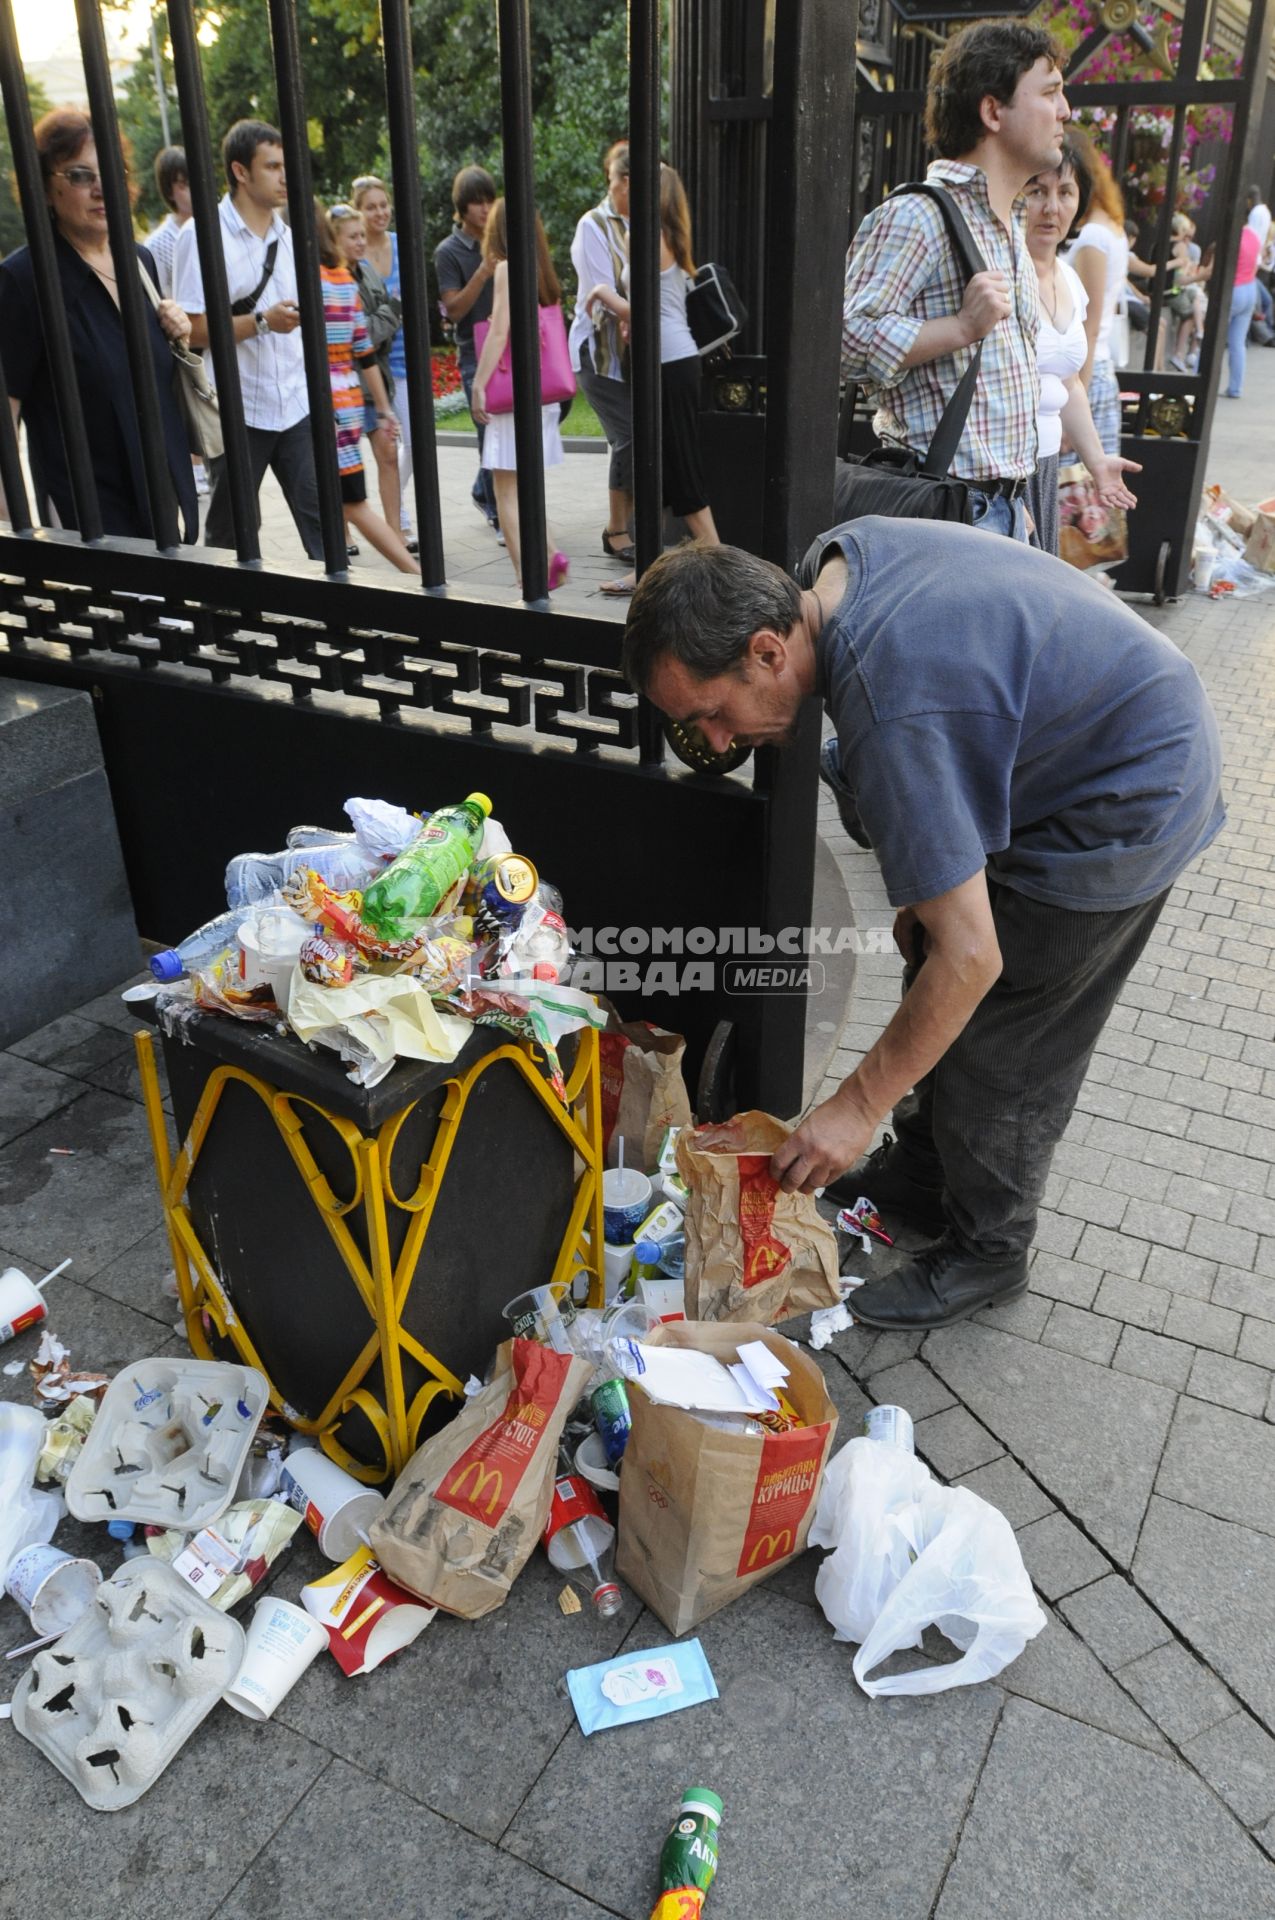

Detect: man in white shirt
172,119,323,559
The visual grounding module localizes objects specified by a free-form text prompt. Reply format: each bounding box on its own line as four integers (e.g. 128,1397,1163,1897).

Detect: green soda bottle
360,792,491,943
649,1788,722,1919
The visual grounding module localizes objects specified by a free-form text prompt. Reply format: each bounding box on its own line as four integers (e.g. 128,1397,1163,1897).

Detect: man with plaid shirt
843,21,1069,540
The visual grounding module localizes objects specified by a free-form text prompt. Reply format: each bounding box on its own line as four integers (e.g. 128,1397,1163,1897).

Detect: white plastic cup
5,1544,102,1635
278,1449,387,1563
602,1240,636,1302
0,1267,47,1345
602,1168,653,1245
239,909,307,1004
502,1283,578,1353
222,1596,327,1720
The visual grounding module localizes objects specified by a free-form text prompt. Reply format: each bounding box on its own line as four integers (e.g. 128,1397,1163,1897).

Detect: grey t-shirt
433,226,492,367
805,518,1225,911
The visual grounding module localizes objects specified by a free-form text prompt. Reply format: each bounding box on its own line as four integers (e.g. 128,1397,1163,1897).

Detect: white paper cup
0,1267,47,1345
602,1239,636,1302
5,1544,101,1635
279,1448,387,1563
574,1429,620,1494
602,1168,653,1245
222,1596,327,1720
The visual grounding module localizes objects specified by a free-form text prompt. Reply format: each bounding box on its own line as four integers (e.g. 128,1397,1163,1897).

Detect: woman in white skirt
471,199,569,593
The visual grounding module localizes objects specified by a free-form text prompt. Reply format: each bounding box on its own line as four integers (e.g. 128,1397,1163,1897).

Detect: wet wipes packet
566,1638,718,1736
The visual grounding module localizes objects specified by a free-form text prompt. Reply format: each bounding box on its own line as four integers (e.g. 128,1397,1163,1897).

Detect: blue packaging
566,1638,718,1736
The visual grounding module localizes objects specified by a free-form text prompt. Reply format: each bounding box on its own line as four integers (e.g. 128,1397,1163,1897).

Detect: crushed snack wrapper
300,929,366,989
35,1393,98,1483
835,1197,894,1247
146,1497,302,1610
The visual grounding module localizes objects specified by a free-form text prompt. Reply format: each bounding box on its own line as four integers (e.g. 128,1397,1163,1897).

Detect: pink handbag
473,304,576,413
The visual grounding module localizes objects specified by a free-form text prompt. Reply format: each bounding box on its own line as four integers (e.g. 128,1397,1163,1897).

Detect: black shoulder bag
229,238,280,317
833,183,989,526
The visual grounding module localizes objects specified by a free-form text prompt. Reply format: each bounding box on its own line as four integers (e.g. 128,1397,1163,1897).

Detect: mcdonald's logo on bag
446,1461,505,1518
745,1527,793,1569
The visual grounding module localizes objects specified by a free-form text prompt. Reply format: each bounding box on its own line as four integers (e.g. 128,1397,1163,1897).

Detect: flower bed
431,347,469,418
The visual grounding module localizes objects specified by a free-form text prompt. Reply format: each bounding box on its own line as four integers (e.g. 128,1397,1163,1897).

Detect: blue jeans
967,488,1029,541
460,360,497,518
1226,280,1259,396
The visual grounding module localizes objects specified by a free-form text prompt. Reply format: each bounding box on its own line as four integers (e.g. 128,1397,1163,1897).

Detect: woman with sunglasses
0,109,198,542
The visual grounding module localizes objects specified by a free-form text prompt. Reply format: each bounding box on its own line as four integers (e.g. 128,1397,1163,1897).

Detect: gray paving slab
84,1223,180,1327
923,1323,1177,1566
1041,1301,1120,1365
1155,1395,1275,1538
213,1756,612,1920
1181,1712,1275,1829
7,1011,110,1064
955,1455,1056,1529
1015,1513,1110,1603
1111,1324,1195,1391
867,1355,957,1421
1186,1348,1272,1417
502,1586,1003,1920
1118,1641,1236,1747
1134,1496,1275,1727
267,1522,644,1843
0,1697,328,1920
0,1049,86,1148
0,1275,182,1409
994,1606,1167,1755
934,1699,1275,1920
0,1086,163,1278
912,1405,1004,1479
1056,1575,1172,1673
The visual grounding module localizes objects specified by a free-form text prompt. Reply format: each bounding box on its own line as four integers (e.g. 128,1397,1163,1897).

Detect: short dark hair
924,22,1065,160
622,543,803,695
154,144,188,211
453,164,496,218
222,119,282,190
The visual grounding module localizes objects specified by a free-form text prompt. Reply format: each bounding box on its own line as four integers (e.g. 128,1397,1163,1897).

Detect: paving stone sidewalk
3,368,1275,1915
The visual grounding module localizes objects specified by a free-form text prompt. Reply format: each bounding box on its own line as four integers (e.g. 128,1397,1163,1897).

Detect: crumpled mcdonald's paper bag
676,1112,841,1325
286,969,472,1068
369,1338,590,1619
616,1320,838,1634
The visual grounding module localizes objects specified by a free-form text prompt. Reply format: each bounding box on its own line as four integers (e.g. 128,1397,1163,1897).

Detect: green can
591,1376,632,1467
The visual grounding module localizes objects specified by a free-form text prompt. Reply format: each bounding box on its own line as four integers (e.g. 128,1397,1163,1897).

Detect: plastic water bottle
360,792,492,942
150,907,242,983
226,843,379,909
542,1473,623,1617
649,1789,722,1919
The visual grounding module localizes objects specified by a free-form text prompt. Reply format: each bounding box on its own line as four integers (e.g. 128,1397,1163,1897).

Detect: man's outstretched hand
769,1085,876,1197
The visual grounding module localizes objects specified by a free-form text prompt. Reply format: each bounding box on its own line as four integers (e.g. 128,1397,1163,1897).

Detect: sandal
602,527,636,563
599,575,636,598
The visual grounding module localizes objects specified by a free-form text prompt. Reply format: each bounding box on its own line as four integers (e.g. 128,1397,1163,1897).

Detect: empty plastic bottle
649,1788,722,1919
150,907,242,983
226,843,379,909
360,792,492,943
542,1473,623,1617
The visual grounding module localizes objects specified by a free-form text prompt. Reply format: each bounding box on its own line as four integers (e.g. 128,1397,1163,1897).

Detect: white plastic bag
809,1436,1045,1697
0,1402,63,1579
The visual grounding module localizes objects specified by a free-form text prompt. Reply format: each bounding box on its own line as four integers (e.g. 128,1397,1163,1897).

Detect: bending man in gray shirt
622,518,1224,1330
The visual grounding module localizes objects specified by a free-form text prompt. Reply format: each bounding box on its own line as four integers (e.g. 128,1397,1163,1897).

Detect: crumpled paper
287,968,472,1070
30,1331,109,1407
35,1394,98,1483
146,1497,302,1610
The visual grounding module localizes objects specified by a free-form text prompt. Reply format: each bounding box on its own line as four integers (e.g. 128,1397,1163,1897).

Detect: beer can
477,854,539,923
864,1403,914,1453
592,1376,632,1468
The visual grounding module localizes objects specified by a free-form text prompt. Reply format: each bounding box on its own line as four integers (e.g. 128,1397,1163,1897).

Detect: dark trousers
890,877,1169,1258
460,360,496,519
205,417,324,562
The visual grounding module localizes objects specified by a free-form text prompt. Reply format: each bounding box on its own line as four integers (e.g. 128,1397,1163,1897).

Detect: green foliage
117,48,182,233
0,73,50,258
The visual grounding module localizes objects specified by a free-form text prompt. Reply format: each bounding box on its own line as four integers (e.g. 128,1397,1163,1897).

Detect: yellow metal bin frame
135,1023,606,1485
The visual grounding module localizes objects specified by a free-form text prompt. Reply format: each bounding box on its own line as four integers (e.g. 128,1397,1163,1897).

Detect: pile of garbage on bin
1193,483,1275,598
140,791,605,1093
2,1007,1046,1910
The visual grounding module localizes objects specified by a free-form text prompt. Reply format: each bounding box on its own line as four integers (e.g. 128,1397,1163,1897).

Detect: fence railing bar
0,0,103,540
0,343,33,534
74,0,180,552
495,0,548,606
630,0,665,766
266,0,352,579
166,0,262,564
379,0,446,589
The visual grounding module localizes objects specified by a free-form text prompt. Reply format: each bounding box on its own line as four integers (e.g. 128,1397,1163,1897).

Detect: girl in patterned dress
315,204,419,574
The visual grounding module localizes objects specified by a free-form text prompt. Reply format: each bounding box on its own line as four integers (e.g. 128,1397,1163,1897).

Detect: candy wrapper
30,1331,110,1408
300,929,367,989
191,950,284,1025
34,1393,98,1483
461,982,608,1104
146,1497,302,1610
835,1197,894,1251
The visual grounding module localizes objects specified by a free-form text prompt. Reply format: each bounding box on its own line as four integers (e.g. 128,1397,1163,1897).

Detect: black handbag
686,261,748,355
833,183,989,526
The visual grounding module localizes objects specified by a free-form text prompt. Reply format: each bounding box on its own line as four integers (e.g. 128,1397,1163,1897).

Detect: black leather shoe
849,1235,1029,1330
825,1133,946,1236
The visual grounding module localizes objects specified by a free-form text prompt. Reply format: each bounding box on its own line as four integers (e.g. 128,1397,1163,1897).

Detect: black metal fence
0,0,859,1114
849,0,1273,600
